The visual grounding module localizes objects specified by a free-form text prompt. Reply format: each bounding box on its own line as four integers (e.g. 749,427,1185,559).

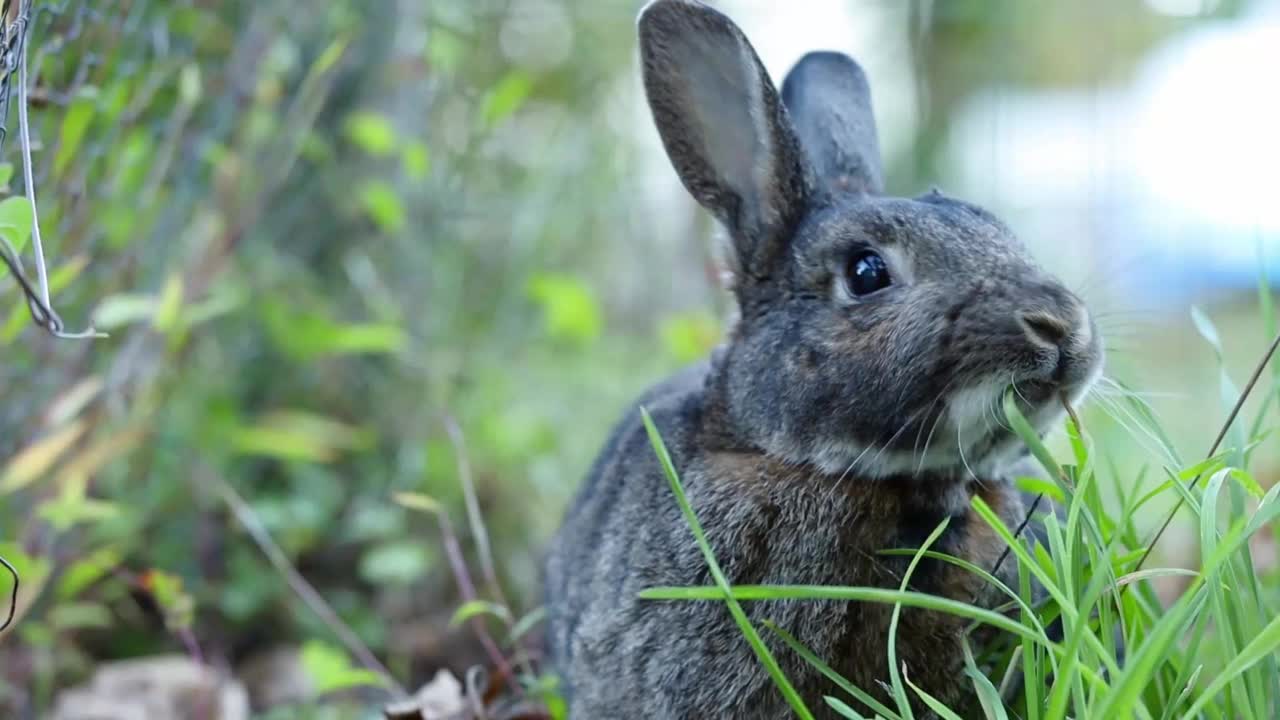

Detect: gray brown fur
544,1,1102,717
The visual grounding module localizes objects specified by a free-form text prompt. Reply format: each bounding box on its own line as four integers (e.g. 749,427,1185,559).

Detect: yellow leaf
1,421,87,492
392,491,442,515
58,427,146,481
43,376,104,428
153,273,184,332
231,411,371,463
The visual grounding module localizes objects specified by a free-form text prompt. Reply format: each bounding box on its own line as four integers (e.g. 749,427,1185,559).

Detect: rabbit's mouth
1006,378,1057,406
935,363,1100,476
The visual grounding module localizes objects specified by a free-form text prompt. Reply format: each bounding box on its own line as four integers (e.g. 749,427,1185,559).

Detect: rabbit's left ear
781,52,884,195
638,0,812,280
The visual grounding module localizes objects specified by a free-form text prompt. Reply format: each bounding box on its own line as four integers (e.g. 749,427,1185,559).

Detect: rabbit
543,1,1103,717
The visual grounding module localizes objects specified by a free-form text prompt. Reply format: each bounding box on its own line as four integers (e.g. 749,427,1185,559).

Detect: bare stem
205,468,406,698
1130,330,1280,578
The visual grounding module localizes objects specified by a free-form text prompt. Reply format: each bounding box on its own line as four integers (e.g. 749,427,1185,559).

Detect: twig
443,416,507,614
204,467,406,698
1130,330,1280,579
433,503,522,696
442,415,537,678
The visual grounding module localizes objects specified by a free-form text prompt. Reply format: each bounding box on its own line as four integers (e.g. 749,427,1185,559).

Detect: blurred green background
1,0,1278,715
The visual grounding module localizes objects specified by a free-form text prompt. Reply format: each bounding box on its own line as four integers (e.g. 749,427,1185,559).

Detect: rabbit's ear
639,0,811,278
780,52,883,195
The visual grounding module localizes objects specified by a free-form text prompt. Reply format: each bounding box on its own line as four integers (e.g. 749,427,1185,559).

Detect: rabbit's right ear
638,0,811,280
780,52,884,195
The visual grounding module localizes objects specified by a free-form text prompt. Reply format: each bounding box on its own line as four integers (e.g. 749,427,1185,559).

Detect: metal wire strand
0,0,104,339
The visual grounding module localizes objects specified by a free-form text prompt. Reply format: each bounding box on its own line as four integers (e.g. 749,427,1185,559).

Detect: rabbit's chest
696,460,1020,595
691,457,1025,711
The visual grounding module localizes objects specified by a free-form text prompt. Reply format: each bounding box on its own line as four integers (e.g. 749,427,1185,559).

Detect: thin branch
432,501,523,697
442,413,538,682
443,416,505,610
1130,330,1280,579
203,467,407,698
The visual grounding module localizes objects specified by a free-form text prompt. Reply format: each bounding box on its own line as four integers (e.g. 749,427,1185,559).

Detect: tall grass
639,290,1280,718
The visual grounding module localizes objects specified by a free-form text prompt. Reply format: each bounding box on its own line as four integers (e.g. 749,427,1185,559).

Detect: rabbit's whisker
916,406,948,476
957,423,978,481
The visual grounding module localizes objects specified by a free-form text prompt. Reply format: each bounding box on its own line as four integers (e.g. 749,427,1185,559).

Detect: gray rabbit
543,1,1103,717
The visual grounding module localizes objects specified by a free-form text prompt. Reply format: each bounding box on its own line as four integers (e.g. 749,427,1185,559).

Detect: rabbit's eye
846,250,891,296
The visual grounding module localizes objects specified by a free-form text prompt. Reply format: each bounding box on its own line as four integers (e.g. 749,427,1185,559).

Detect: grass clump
640,291,1280,719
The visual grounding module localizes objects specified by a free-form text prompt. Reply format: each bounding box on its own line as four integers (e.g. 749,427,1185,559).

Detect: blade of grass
765,622,902,720
1132,329,1280,579
824,696,869,719
641,584,1041,646
886,517,953,720
962,637,1009,720
903,666,966,720
1177,608,1280,720
640,408,814,720
1199,470,1251,717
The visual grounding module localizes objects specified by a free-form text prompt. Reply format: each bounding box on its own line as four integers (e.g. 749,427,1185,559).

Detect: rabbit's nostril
1019,311,1071,350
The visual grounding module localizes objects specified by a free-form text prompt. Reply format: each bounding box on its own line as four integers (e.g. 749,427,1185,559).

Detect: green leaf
482,71,534,127
92,294,158,329
54,93,98,178
345,111,398,156
49,601,113,631
299,640,387,694
659,312,721,363
402,141,431,179
449,599,513,628
510,606,547,643
358,541,431,585
178,64,202,106
0,195,34,252
0,162,13,187
1014,475,1065,504
312,36,351,75
153,274,185,332
231,411,372,463
0,542,51,608
38,476,121,532
358,179,406,233
426,27,466,72
527,273,602,345
57,547,121,600
261,302,406,359
1229,468,1266,500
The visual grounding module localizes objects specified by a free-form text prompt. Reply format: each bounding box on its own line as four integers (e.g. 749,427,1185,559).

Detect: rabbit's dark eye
847,251,891,296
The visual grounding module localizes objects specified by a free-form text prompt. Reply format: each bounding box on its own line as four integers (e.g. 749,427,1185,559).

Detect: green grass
640,290,1280,718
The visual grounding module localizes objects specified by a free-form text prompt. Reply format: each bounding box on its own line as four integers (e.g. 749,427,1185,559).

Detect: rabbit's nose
1019,311,1072,351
